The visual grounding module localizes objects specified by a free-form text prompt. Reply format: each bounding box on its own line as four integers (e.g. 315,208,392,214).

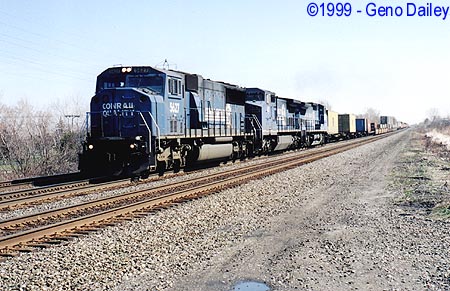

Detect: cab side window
168,78,182,96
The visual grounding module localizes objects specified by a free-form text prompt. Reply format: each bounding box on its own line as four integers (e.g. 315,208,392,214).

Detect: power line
0,24,118,83
0,54,93,82
0,9,94,44
0,12,125,61
0,50,94,81
0,35,101,70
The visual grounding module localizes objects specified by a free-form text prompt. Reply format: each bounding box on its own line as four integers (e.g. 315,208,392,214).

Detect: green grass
432,206,450,218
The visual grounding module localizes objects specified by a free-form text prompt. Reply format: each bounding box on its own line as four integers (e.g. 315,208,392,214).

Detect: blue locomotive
79,66,327,178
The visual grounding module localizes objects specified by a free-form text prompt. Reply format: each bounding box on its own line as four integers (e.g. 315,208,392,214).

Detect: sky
0,0,449,124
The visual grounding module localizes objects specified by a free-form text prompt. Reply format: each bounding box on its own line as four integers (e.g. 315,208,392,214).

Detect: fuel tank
191,144,233,162
273,135,294,151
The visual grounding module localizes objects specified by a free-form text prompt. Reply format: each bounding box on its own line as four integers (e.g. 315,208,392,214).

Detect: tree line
0,101,85,180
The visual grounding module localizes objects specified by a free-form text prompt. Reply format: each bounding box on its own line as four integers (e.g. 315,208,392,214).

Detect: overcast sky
0,0,449,124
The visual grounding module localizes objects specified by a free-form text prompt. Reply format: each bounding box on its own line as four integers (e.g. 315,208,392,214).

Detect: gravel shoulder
1,129,449,291
172,129,450,291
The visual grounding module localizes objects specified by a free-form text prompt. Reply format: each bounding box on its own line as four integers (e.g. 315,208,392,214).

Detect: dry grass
392,130,450,219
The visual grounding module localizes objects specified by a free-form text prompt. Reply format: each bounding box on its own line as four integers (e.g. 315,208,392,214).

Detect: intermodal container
370,122,377,134
355,118,368,133
338,114,356,133
327,110,339,135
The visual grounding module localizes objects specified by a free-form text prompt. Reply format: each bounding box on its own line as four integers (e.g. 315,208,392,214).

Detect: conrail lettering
102,102,135,117
102,102,134,110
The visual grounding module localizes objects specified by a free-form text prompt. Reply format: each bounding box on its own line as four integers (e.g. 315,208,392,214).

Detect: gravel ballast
1,129,449,291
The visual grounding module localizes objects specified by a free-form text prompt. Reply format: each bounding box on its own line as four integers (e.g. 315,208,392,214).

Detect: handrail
85,112,90,136
246,114,262,139
139,112,152,153
251,114,262,130
82,111,161,153
139,111,161,152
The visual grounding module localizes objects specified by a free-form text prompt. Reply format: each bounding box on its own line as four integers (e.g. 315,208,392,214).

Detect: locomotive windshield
97,70,165,94
127,75,164,94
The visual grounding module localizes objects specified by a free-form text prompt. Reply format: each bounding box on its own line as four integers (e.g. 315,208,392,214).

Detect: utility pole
64,115,80,131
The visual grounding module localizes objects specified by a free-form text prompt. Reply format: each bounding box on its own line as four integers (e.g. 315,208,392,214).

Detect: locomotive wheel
173,160,180,173
140,170,150,180
157,161,166,176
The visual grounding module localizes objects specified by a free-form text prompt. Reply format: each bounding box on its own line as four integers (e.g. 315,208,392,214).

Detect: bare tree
52,95,88,132
0,101,83,180
427,108,440,122
359,108,380,123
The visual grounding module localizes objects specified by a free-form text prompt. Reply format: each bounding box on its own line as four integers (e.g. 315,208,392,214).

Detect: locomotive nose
89,88,156,139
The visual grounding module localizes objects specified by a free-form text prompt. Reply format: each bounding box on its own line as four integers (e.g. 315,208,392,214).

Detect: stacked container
338,114,356,137
327,110,339,135
355,118,369,136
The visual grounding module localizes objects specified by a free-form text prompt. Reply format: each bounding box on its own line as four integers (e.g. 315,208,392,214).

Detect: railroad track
0,171,183,212
0,181,33,194
0,179,130,212
0,180,90,204
0,133,392,257
0,172,88,198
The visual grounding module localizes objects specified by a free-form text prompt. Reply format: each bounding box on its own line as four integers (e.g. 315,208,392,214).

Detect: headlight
130,144,136,149
88,144,94,150
135,136,142,141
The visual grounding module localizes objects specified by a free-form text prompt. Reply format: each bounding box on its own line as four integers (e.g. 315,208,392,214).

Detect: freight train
78,66,402,178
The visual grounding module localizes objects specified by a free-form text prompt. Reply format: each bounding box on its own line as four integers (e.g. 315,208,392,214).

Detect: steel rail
0,180,130,211
0,182,33,193
0,171,184,211
0,181,90,201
